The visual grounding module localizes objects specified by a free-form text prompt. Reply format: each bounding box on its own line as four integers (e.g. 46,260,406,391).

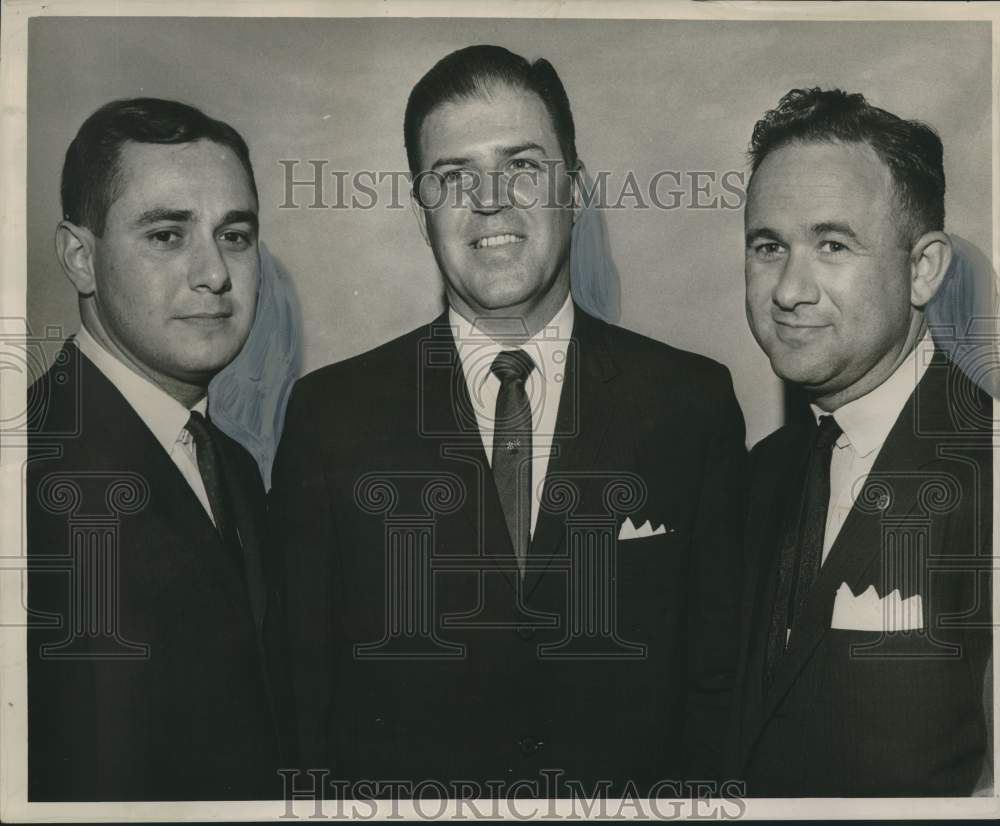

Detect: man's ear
410,190,431,247
909,230,952,309
55,220,98,296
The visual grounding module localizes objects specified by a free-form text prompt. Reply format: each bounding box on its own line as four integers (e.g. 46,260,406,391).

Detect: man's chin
767,350,835,390
461,285,543,316
171,349,243,384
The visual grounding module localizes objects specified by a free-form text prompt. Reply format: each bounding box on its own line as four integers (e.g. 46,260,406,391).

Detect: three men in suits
271,45,746,796
734,88,993,796
27,98,289,800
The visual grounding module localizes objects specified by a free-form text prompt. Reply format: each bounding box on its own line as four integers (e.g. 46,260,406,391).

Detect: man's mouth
177,312,232,324
471,233,525,250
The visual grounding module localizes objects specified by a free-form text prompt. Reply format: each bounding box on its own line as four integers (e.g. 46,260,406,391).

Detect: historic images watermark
276,161,747,211
278,769,748,820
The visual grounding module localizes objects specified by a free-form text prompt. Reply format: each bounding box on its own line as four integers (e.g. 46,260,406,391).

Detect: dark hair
404,44,578,176
61,97,258,236
748,88,945,245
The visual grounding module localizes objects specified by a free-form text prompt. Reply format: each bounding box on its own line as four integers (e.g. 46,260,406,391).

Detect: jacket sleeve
682,364,748,783
268,379,338,771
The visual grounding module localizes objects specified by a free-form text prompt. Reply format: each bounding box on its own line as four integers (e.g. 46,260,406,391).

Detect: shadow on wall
209,243,302,489
927,234,999,400
571,167,622,324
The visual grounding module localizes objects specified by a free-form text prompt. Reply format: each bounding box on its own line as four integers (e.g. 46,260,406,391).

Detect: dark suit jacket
732,349,993,796
270,305,746,796
27,343,292,800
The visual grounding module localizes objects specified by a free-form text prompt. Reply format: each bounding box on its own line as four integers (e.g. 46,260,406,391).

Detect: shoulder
591,313,728,373
28,342,86,437
749,421,806,472
27,343,132,464
285,317,439,419
580,310,737,409
932,352,992,432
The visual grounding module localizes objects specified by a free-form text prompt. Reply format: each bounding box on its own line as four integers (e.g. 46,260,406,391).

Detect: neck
81,314,208,409
450,280,570,346
811,316,927,412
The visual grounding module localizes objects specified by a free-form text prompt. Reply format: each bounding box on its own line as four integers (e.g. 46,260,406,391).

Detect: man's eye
149,230,181,247
752,242,784,258
442,168,473,184
220,230,252,250
820,240,848,254
508,158,540,172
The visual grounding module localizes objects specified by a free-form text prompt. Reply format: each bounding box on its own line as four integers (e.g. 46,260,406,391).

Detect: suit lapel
738,423,812,760
756,356,947,726
417,315,521,585
217,436,267,631
75,349,254,620
526,308,618,597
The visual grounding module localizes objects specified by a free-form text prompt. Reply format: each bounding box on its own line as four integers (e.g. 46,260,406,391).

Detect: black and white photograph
0,0,997,820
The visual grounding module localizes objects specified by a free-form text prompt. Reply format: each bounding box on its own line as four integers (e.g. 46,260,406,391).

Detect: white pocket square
618,517,667,541
830,583,924,632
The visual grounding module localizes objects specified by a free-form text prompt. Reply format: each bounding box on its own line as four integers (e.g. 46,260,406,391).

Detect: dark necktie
185,410,243,566
490,349,535,578
764,414,843,687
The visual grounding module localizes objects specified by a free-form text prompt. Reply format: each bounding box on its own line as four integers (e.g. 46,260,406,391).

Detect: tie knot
814,414,842,452
185,409,212,445
491,349,535,384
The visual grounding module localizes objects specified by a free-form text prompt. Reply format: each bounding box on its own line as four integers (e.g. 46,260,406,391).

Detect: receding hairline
746,136,919,245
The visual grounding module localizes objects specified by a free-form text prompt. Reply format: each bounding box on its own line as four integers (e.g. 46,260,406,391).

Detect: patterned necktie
490,350,535,578
185,410,242,565
764,414,843,687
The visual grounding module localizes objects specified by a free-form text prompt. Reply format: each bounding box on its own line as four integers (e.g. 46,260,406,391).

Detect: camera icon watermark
416,318,579,441
0,319,80,445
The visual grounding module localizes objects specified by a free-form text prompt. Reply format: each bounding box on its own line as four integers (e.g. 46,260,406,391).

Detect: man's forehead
419,86,562,160
111,139,256,213
747,140,895,221
118,137,242,169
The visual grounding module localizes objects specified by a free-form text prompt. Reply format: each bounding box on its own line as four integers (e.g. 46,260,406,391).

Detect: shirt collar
810,331,934,458
449,292,575,393
74,326,207,454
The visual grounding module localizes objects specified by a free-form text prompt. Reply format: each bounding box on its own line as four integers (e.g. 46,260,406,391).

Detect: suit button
515,625,535,641
519,736,541,755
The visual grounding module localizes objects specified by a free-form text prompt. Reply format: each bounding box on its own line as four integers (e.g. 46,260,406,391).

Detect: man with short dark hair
271,45,747,796
28,98,290,800
733,88,993,796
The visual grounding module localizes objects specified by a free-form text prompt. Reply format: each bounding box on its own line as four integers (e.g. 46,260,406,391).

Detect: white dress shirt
74,326,216,525
811,332,934,562
450,293,574,537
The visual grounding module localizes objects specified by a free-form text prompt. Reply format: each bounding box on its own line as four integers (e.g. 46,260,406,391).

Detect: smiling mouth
471,233,525,250
775,320,828,330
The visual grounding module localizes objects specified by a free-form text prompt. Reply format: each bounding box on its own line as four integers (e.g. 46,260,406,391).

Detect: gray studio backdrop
26,17,993,446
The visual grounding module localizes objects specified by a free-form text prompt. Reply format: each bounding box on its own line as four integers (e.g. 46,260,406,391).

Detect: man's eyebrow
811,221,860,241
745,226,783,244
219,209,259,231
429,142,549,171
498,142,547,158
430,156,472,171
131,208,194,228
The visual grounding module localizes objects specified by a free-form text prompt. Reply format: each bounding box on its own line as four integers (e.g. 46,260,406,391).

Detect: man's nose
188,235,231,292
469,169,512,214
773,251,820,310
